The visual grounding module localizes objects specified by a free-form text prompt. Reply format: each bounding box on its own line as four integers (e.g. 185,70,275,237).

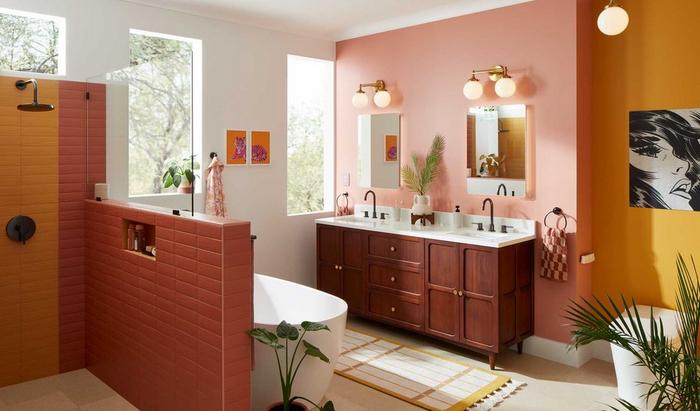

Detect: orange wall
592,0,700,307
336,0,593,343
0,77,60,385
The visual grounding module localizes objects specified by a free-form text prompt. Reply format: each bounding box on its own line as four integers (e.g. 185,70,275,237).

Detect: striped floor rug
334,329,524,411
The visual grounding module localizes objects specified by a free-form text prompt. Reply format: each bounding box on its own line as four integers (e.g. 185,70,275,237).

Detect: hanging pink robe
206,156,227,218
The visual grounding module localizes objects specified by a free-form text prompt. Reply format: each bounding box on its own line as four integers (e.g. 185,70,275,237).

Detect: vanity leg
517,341,523,354
488,353,496,370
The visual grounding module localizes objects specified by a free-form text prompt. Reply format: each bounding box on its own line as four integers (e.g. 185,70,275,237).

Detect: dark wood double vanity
316,222,534,369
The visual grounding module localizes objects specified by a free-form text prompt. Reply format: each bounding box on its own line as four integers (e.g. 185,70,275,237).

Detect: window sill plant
162,155,200,194
401,134,446,216
249,321,335,411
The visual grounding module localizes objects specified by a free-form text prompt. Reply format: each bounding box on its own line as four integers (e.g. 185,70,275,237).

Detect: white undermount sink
447,230,510,240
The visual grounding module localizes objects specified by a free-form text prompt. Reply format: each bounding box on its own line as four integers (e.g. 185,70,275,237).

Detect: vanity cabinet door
340,229,363,270
318,262,342,298
460,246,498,351
425,241,460,341
342,267,364,314
317,225,339,265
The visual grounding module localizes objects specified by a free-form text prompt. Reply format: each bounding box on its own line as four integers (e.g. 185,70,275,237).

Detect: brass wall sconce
352,80,391,108
463,65,516,100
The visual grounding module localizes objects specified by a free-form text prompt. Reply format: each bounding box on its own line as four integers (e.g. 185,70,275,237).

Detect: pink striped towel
541,227,568,281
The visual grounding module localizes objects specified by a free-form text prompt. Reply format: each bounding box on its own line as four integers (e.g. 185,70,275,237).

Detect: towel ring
544,207,568,230
210,152,218,159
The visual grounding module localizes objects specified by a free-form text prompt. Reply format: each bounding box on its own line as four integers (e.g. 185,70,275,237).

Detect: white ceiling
122,0,532,41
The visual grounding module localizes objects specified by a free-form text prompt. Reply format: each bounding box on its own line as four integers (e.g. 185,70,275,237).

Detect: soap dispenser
452,205,463,229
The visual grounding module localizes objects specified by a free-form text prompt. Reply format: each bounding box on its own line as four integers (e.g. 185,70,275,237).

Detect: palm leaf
401,135,445,195
565,254,700,410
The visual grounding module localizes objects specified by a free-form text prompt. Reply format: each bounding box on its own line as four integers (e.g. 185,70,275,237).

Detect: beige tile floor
0,317,619,411
0,370,136,411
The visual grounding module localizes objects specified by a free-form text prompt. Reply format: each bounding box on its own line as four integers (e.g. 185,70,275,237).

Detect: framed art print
226,130,247,166
251,131,271,165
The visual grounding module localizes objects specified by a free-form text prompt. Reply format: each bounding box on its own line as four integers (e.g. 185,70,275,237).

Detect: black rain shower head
15,79,55,112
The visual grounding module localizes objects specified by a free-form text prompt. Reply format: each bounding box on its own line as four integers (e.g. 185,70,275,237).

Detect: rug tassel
470,380,525,410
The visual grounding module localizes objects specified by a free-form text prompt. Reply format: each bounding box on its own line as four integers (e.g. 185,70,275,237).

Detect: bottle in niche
127,224,135,251
134,224,145,252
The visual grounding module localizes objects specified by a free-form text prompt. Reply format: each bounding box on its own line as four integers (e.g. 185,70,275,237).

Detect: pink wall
335,0,592,343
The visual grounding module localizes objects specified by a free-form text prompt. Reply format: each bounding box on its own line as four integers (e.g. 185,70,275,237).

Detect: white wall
5,0,336,286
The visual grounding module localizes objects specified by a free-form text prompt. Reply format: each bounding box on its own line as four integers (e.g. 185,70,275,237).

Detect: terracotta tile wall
85,200,252,410
58,81,88,373
0,77,60,386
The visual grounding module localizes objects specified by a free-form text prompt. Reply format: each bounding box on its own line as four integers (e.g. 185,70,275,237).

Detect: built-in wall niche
466,104,527,197
121,219,156,260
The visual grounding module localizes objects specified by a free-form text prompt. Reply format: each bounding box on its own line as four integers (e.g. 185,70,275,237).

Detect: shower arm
16,79,39,104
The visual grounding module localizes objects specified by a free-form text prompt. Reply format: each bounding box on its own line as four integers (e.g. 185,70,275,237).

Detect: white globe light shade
597,5,629,36
463,80,483,100
494,77,516,98
374,90,391,108
352,91,368,108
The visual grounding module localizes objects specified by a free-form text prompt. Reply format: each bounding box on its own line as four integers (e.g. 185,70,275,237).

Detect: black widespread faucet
364,190,377,219
497,184,507,196
482,198,495,232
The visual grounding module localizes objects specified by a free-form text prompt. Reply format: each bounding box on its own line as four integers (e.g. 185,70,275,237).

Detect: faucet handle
501,225,514,234
380,212,387,220
363,211,369,218
472,222,484,231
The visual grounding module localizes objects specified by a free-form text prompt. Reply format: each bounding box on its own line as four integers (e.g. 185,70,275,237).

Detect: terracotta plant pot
177,180,193,194
265,401,308,411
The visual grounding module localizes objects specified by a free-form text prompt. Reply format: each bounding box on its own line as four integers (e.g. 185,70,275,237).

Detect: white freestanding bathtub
253,274,348,410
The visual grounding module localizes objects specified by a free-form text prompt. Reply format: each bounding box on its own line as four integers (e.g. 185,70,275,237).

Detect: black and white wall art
630,109,700,211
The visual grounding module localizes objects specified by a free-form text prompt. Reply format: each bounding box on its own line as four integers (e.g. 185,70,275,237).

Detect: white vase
411,195,432,216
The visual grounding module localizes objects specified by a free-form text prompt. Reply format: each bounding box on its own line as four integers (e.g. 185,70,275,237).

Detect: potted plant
479,153,501,177
565,255,699,410
400,134,446,216
162,155,200,194
249,320,335,411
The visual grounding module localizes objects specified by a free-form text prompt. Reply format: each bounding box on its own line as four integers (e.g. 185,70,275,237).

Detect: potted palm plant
249,321,335,411
162,155,200,193
565,255,699,410
401,135,446,216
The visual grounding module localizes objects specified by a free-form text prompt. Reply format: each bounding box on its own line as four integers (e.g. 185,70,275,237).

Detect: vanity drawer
368,263,422,295
368,234,423,265
368,290,423,328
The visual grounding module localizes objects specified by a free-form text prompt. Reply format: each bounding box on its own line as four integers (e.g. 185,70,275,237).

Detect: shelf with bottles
122,219,157,260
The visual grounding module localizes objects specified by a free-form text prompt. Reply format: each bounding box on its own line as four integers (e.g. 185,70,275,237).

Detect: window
0,8,65,75
120,29,202,196
287,55,334,215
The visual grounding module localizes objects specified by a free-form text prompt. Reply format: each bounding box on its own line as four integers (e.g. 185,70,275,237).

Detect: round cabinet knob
338,266,343,270
334,265,338,270
452,289,458,295
390,276,396,282
458,290,464,297
390,246,396,252
390,306,396,313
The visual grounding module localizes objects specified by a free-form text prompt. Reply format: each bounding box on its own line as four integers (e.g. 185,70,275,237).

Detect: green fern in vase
401,135,446,195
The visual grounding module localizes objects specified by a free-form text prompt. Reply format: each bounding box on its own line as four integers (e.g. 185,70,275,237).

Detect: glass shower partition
86,61,197,216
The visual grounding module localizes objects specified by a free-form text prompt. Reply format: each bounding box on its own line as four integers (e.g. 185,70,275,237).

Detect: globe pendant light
597,1,629,36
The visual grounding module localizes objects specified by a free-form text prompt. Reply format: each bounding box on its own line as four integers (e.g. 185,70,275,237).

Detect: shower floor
0,369,135,411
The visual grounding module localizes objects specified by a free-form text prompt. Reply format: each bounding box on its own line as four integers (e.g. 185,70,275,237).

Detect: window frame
126,28,203,198
286,54,336,217
0,7,66,76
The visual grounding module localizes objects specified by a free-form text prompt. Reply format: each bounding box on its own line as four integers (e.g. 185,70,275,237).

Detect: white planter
610,305,679,410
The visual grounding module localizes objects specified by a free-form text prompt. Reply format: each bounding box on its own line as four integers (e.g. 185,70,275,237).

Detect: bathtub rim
253,273,348,327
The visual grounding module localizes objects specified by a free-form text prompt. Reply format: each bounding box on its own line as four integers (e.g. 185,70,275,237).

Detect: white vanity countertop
316,207,536,249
